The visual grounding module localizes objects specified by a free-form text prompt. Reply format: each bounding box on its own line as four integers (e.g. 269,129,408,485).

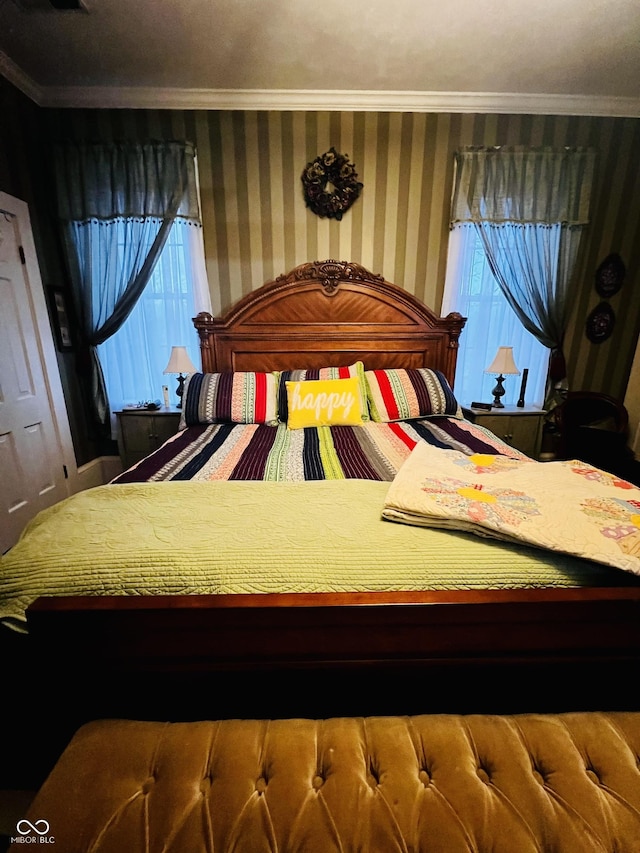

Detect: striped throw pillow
180,372,278,427
365,368,462,422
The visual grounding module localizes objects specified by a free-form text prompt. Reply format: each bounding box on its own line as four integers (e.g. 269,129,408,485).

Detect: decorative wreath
301,148,363,220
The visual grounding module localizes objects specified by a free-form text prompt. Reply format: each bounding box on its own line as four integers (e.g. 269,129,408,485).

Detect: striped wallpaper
43,108,640,403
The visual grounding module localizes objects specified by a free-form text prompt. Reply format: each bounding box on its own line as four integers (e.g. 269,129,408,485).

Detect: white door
0,192,77,554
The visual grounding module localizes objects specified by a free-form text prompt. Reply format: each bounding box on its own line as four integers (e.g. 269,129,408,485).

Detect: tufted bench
9,713,640,852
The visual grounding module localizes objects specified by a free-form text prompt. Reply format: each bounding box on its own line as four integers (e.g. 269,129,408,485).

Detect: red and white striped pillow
365,368,462,422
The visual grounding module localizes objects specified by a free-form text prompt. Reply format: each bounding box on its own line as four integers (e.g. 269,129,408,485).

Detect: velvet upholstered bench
9,713,640,852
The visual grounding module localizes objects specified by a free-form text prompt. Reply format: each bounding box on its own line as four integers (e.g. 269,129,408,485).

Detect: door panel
0,193,76,554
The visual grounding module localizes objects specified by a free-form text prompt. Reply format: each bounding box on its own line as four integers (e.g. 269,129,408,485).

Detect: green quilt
0,479,629,632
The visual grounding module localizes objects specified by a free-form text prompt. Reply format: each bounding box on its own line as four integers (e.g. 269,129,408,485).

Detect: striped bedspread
112,417,526,483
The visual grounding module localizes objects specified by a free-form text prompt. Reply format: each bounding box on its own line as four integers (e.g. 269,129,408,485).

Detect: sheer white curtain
442,225,549,408
98,221,211,422
449,146,596,409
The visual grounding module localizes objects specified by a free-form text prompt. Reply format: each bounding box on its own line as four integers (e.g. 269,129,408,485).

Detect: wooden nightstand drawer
462,405,547,459
116,408,182,469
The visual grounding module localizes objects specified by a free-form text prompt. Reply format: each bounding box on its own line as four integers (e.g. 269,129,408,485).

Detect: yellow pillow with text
286,377,365,429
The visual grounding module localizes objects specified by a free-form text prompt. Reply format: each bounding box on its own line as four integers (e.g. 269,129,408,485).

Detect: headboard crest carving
275,259,384,297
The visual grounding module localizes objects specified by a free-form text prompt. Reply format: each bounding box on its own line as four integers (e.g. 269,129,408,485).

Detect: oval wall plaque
595,253,625,298
586,301,615,343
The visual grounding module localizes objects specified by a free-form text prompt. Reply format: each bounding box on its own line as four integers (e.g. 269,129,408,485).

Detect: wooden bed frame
7,260,640,785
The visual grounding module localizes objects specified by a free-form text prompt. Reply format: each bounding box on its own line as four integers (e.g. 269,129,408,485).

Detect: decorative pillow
365,368,462,422
276,361,369,423
286,377,365,429
180,372,278,428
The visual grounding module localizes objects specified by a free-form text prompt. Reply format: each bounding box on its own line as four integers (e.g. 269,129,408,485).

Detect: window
98,220,209,413
442,225,549,408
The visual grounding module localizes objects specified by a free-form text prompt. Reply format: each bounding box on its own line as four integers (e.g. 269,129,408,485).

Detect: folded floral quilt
383,443,640,577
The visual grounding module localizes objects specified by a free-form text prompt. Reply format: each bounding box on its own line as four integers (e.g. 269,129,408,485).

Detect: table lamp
163,346,197,408
484,346,520,408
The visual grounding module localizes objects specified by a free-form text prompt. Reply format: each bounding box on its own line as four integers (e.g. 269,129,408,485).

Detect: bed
2,260,640,782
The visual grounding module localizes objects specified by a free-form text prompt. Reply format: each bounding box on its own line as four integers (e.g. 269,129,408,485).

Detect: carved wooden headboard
194,260,466,387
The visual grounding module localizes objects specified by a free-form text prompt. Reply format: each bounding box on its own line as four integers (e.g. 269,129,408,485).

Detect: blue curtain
451,146,596,408
54,140,201,426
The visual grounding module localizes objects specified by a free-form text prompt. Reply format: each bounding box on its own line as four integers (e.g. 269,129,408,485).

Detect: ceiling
1,0,639,115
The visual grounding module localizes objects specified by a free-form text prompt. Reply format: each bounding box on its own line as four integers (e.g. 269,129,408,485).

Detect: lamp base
491,374,506,408
175,373,186,409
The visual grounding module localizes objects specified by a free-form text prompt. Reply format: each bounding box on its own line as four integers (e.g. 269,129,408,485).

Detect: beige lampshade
485,346,520,376
163,346,197,376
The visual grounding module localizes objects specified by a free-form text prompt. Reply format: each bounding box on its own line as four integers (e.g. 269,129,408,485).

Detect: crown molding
0,51,43,104
31,87,640,118
1,54,639,117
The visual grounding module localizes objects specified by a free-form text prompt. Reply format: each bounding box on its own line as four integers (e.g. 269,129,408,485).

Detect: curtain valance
451,146,596,226
54,140,200,223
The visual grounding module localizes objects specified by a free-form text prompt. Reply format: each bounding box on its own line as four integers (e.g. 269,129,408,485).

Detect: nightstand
116,407,182,469
462,404,547,459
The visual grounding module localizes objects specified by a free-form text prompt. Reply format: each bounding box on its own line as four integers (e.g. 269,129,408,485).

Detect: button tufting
532,769,545,786
256,777,268,794
586,768,600,785
312,775,324,790
200,776,212,794
141,776,155,794
418,769,431,786
476,767,490,784
367,766,380,788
